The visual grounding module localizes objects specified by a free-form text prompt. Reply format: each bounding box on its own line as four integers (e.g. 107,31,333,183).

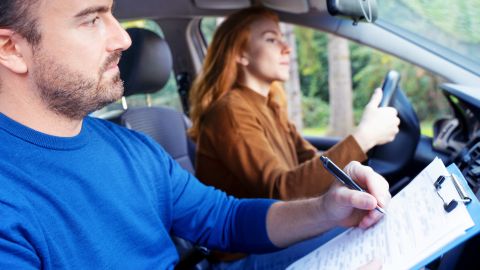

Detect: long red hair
188,7,288,141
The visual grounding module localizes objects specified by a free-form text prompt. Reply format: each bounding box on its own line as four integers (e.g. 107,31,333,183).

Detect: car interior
92,0,480,269
118,27,196,173
117,27,209,270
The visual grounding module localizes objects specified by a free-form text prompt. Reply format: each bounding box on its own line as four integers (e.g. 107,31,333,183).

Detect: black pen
320,156,386,214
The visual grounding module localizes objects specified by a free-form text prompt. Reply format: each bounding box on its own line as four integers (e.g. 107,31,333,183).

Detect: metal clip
434,174,472,213
451,173,472,204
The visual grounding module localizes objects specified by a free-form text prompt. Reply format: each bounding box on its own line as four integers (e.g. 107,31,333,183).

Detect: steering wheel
368,70,421,181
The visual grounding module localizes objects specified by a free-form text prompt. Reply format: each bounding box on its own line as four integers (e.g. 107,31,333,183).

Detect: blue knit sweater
0,113,276,269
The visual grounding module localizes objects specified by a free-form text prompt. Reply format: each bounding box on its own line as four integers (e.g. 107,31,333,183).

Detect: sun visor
261,0,310,14
193,0,250,9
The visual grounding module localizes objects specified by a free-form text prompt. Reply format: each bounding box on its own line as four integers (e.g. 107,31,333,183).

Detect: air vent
469,142,480,160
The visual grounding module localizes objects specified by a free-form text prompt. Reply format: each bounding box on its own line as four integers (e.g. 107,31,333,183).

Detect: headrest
119,28,173,97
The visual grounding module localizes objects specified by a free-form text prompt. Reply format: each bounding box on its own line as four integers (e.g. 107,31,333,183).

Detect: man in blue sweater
0,0,390,269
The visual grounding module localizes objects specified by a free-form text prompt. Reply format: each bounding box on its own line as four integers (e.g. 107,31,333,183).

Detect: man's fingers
344,162,391,211
359,209,383,229
334,186,377,211
343,162,390,228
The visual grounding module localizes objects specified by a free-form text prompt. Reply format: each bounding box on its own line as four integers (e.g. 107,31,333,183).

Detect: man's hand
266,161,390,247
320,161,391,229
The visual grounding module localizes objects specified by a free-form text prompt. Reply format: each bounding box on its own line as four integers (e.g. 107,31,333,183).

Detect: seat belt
176,72,192,116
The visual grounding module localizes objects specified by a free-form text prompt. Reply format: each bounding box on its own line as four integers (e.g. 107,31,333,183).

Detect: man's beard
31,50,124,120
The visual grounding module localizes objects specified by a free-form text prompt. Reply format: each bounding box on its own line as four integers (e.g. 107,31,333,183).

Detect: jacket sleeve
288,121,367,168
200,105,367,200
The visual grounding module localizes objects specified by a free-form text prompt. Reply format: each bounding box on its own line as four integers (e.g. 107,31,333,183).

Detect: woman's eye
266,38,277,43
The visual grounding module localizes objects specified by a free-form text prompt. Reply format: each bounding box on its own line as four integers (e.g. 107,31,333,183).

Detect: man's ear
0,29,28,74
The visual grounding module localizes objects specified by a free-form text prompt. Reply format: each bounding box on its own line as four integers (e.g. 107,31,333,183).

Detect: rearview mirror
327,0,378,24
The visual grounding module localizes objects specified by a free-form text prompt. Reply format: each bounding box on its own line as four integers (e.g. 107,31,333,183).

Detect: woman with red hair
189,6,398,269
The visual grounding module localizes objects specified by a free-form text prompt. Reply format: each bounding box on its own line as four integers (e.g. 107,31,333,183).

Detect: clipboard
410,163,480,269
286,159,480,270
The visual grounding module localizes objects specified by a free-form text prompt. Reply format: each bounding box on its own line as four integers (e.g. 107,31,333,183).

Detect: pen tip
376,207,386,214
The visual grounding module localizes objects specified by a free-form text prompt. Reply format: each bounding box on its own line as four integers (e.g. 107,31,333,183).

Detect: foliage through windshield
377,0,480,72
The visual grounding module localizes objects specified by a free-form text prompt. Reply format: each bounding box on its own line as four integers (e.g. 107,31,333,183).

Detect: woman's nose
281,41,291,54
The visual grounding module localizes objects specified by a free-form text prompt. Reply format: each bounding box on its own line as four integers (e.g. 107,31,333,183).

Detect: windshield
377,0,480,74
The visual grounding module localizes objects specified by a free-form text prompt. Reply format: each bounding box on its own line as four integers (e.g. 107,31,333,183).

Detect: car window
92,20,183,119
200,18,451,138
377,0,480,75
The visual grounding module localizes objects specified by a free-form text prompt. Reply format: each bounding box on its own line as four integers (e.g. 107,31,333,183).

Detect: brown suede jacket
195,86,367,261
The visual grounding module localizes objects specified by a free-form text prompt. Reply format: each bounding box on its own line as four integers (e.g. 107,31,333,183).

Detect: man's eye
87,16,100,26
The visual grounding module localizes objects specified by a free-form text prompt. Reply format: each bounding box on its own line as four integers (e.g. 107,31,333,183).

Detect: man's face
27,0,131,119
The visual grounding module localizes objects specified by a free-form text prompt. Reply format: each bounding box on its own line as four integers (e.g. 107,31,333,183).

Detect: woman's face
239,18,291,84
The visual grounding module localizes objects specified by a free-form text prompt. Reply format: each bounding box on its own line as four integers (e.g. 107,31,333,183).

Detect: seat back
119,28,208,270
121,107,194,172
119,27,194,173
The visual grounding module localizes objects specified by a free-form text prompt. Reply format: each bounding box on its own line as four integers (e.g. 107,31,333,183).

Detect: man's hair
0,0,41,45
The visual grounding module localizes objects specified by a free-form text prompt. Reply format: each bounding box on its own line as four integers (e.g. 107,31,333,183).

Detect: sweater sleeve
0,203,41,269
164,149,278,253
199,104,367,200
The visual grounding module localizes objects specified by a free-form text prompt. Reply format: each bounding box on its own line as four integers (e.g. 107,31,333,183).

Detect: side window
199,18,450,138
293,25,451,138
92,20,183,119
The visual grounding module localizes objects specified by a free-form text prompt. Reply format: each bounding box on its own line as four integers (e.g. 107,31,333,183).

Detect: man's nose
106,17,132,52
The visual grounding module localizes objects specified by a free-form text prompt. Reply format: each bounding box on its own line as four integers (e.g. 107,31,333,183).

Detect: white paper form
287,158,474,270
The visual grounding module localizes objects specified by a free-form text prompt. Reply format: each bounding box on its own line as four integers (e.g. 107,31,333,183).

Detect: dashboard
439,84,480,197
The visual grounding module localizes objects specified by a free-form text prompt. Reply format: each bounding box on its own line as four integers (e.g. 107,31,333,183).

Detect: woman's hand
353,88,400,153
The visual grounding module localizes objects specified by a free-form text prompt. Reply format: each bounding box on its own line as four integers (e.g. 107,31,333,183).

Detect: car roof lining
114,0,324,20
114,0,480,86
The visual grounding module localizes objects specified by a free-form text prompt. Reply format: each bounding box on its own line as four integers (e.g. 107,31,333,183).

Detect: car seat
118,27,209,270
